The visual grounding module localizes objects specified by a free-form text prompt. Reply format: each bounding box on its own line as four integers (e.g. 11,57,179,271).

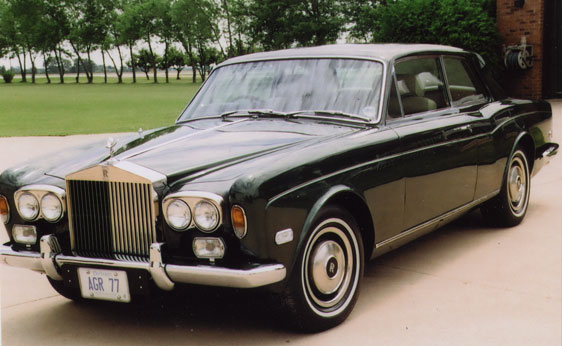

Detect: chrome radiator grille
67,180,157,261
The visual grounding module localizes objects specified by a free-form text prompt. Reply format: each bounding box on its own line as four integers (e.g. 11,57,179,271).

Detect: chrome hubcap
310,240,345,295
302,219,360,317
507,154,528,215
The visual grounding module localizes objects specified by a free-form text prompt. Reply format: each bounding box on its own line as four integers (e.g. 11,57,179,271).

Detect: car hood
43,118,356,182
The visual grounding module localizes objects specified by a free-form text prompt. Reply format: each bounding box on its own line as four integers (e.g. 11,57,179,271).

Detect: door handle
443,124,473,139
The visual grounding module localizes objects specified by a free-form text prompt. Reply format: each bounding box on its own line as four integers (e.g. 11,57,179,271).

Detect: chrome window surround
0,195,10,224
162,191,224,233
176,56,388,125
14,185,66,223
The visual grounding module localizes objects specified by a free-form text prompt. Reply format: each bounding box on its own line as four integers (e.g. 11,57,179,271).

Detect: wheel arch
299,185,375,263
513,132,535,173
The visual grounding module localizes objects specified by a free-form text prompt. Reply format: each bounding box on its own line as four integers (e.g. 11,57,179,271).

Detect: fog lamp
0,195,9,224
12,225,37,245
193,237,225,260
231,205,247,239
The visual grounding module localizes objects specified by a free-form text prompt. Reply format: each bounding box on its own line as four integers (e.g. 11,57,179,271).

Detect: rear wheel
280,206,364,332
481,148,530,226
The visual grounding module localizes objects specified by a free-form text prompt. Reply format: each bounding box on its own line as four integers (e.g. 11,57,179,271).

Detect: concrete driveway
1,103,561,346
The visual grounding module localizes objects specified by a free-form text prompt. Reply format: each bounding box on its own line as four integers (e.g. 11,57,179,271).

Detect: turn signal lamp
231,205,247,239
0,195,9,224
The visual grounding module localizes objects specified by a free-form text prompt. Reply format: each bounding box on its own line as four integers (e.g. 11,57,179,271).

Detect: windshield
178,58,384,122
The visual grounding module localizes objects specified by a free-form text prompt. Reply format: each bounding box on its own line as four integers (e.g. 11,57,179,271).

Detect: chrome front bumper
0,235,286,291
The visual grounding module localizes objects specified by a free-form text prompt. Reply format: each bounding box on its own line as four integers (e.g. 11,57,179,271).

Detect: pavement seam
2,294,60,310
375,263,562,301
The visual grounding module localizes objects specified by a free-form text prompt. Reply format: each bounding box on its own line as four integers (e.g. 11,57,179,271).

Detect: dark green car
0,44,558,331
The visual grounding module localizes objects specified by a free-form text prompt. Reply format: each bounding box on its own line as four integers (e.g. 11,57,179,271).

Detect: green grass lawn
0,76,202,137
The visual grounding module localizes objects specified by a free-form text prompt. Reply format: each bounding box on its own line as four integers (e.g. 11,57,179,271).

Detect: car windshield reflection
178,59,383,122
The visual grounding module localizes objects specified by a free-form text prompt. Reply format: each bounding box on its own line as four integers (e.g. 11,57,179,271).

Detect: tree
116,0,143,83
0,0,28,82
369,0,501,71
133,48,160,80
66,0,109,83
155,0,173,83
172,0,224,82
242,0,345,50
167,46,187,80
41,0,71,84
127,0,167,83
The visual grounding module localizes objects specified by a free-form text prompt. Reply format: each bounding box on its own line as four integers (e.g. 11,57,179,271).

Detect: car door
387,56,480,231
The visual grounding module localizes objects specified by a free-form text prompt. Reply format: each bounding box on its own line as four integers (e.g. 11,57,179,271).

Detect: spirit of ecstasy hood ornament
105,137,117,160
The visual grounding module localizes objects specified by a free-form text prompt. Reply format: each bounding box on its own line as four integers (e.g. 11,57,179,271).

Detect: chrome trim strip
0,236,286,290
162,191,224,233
40,235,63,280
149,243,175,291
375,189,500,251
268,132,489,206
14,185,66,222
165,263,286,288
111,161,166,184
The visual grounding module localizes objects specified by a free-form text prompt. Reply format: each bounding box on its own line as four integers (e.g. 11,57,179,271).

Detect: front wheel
280,206,364,332
481,148,531,227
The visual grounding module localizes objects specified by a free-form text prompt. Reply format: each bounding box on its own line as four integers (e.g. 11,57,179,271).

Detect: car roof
219,44,467,66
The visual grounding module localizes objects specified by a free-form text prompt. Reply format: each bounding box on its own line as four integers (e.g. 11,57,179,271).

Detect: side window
394,58,448,115
443,57,488,106
387,77,403,120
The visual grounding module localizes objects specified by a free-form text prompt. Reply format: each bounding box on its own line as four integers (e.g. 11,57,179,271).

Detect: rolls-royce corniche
0,44,558,331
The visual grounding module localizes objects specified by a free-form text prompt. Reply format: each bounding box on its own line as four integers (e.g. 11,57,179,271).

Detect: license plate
78,268,130,303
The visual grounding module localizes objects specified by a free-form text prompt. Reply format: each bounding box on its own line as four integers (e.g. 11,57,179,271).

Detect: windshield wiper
220,109,298,119
293,110,372,122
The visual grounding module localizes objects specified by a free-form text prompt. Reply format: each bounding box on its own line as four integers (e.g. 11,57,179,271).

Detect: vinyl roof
220,44,467,66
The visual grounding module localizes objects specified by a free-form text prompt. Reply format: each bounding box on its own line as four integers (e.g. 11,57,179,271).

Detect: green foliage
243,0,345,50
368,0,502,71
2,69,15,83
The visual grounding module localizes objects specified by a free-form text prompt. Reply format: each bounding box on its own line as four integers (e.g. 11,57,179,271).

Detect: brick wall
496,0,544,99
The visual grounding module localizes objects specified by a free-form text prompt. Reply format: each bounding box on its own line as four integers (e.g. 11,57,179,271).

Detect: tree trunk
176,68,182,80
102,50,107,83
144,70,150,80
129,44,136,83
147,38,158,83
164,41,169,83
43,53,51,84
29,53,36,84
116,45,124,83
222,0,234,56
107,48,123,84
86,48,93,83
15,50,27,83
54,47,64,84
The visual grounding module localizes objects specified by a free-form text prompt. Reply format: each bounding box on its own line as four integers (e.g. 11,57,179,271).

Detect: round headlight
41,193,63,222
166,199,191,230
194,200,219,232
17,192,39,221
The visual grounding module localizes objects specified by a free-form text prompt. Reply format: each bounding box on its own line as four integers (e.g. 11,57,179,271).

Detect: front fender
263,184,359,286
